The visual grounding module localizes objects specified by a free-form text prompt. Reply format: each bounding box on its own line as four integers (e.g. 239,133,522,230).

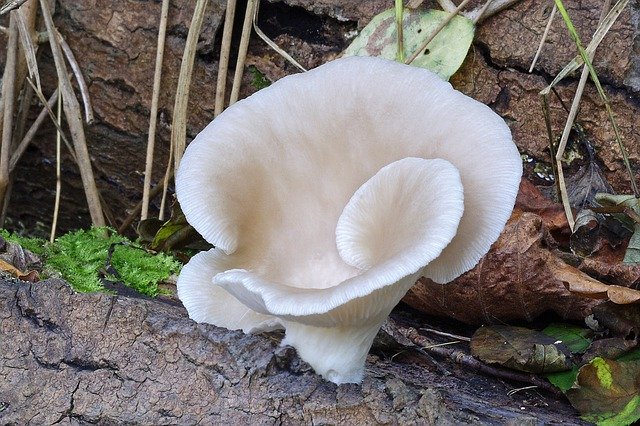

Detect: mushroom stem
281,320,384,384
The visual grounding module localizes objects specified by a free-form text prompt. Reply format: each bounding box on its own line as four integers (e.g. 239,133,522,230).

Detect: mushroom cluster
176,56,522,384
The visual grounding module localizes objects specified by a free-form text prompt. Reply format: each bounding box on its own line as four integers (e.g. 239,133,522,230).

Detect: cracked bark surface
0,278,586,424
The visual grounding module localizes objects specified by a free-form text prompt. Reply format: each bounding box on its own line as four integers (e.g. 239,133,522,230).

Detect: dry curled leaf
592,302,640,341
557,266,640,304
0,258,38,282
470,325,572,374
404,211,599,324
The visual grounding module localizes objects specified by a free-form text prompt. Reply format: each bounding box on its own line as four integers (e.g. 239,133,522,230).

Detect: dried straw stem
229,0,258,105
170,0,207,172
40,0,105,226
162,0,208,220
50,88,62,242
141,0,170,221
9,88,58,172
58,32,93,123
0,13,19,211
214,0,237,116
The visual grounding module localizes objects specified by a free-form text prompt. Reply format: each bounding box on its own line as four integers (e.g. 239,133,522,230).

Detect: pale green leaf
343,8,474,80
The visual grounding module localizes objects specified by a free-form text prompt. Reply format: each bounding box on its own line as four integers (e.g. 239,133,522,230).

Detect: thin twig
419,328,471,342
214,0,237,116
405,0,473,65
40,0,105,226
50,87,62,243
141,0,170,221
58,31,93,124
470,0,494,24
0,13,19,212
229,0,258,105
9,88,58,172
400,326,563,396
464,0,522,23
436,0,456,13
395,0,405,62
252,1,306,72
529,3,557,73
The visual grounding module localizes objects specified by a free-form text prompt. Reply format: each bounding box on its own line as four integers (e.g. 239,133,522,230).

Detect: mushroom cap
176,56,522,382
177,55,520,283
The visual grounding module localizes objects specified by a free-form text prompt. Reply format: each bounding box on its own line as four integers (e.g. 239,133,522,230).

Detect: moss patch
2,227,181,297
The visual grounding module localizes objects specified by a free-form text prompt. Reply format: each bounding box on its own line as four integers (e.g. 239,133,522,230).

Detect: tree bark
0,278,586,424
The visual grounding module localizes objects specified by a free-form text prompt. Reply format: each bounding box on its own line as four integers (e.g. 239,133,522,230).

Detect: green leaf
567,357,640,425
542,323,592,354
623,224,640,264
139,202,209,252
617,347,640,362
470,325,573,374
343,8,474,80
547,366,579,392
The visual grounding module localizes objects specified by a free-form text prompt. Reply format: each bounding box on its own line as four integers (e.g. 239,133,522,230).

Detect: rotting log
0,278,587,424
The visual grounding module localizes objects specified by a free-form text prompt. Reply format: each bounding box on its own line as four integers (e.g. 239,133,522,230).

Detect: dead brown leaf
515,178,569,233
0,258,39,282
404,211,599,324
557,265,640,304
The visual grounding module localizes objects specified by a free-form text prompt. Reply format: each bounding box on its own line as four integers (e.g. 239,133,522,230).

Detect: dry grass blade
464,0,522,23
141,0,170,221
0,13,18,211
253,1,306,72
9,88,58,172
39,0,105,226
26,78,74,154
162,0,207,220
15,9,39,91
529,3,556,73
554,0,638,198
170,0,207,174
552,1,611,230
436,0,456,13
229,0,258,105
119,173,172,234
469,0,494,25
541,0,629,96
405,0,473,65
214,0,237,116
58,31,93,124
395,0,404,61
50,88,61,243
0,0,29,15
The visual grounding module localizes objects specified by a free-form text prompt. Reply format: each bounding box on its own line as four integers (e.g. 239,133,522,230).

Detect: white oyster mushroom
176,56,522,384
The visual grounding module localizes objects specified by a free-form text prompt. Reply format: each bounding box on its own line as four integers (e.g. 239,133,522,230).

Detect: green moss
1,227,181,297
248,65,271,90
0,229,46,256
